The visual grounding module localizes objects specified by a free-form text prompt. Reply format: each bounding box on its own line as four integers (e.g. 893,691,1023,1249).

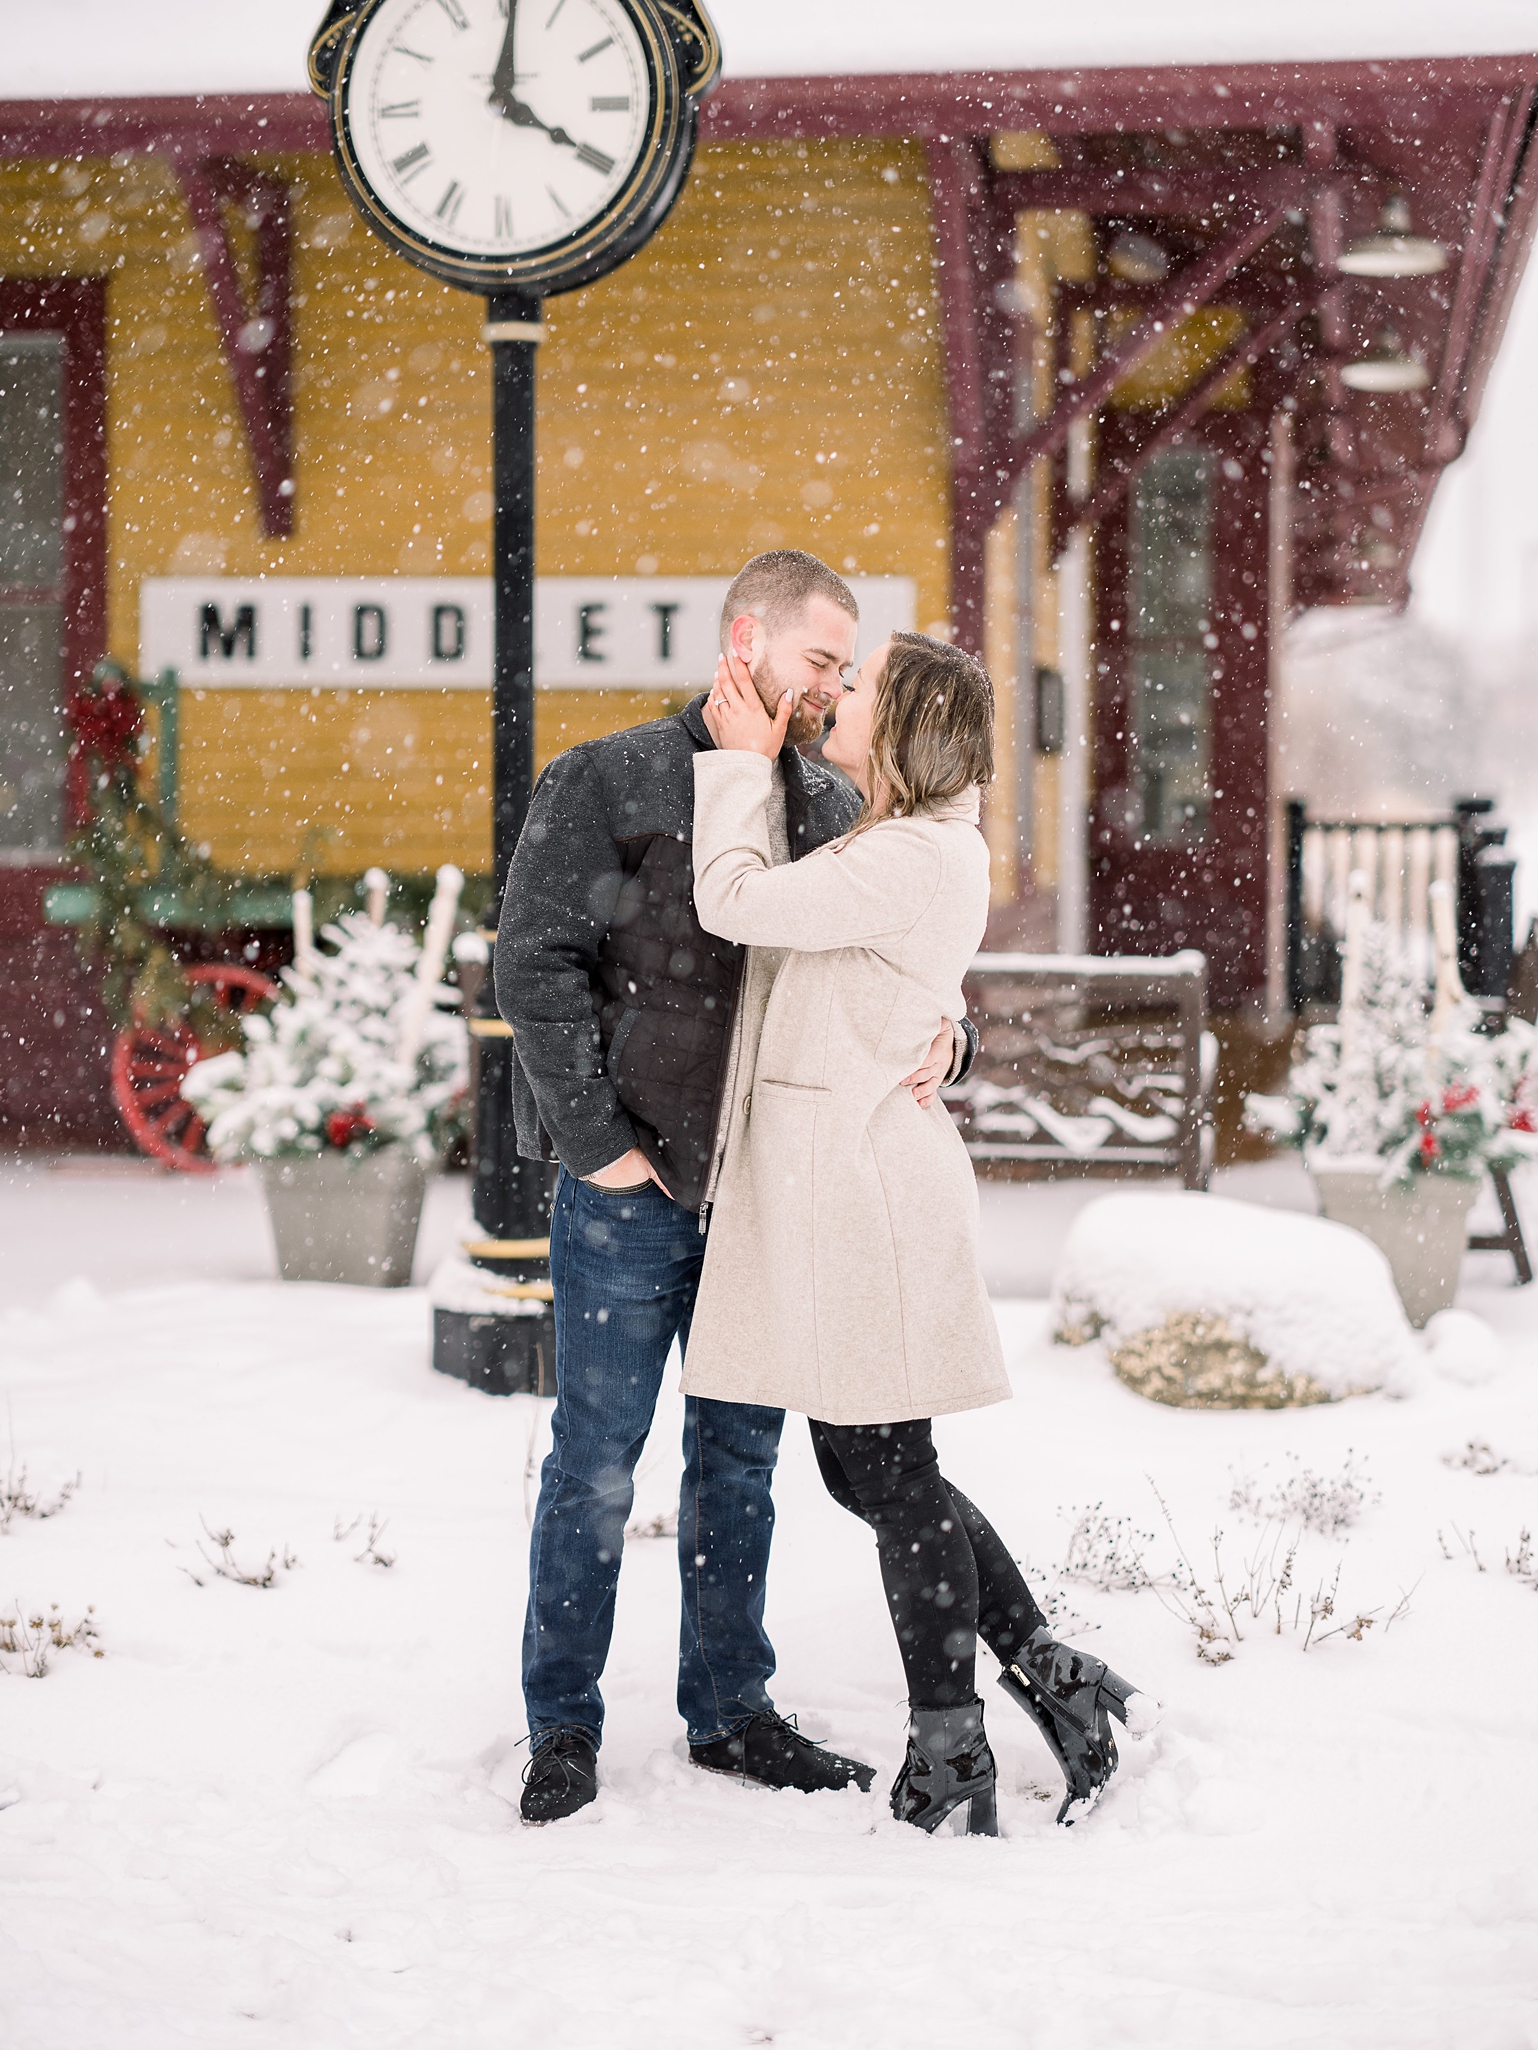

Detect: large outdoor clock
308,0,721,295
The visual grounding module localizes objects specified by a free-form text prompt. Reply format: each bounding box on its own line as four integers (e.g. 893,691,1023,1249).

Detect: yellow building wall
0,139,952,876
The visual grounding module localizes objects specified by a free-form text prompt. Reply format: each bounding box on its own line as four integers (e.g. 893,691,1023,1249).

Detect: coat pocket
605,1005,640,1083
743,1080,824,1373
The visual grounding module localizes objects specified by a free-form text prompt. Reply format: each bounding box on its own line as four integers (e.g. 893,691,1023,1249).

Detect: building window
1129,446,1213,843
0,332,65,854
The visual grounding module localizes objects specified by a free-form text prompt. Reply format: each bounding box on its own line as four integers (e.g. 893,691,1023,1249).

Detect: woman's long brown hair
850,631,995,836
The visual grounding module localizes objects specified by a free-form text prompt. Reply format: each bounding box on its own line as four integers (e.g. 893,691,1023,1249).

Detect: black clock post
307,0,722,1394
442,289,558,1395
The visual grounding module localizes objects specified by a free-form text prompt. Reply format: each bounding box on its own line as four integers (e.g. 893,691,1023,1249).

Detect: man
495,551,975,1822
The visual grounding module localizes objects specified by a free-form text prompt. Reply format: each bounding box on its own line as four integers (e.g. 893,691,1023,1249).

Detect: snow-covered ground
1,1154,1536,2049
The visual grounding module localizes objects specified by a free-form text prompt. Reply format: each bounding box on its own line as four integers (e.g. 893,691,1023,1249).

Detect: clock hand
488,0,520,111
487,90,613,170
491,91,551,133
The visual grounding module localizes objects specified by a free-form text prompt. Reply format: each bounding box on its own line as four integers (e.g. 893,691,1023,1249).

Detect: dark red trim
1424,90,1529,460
927,136,993,657
175,158,294,538
1450,96,1538,447
1078,303,1303,528
992,168,1314,217
3,56,1536,164
0,277,116,1147
1089,405,1273,1004
701,58,1538,143
928,139,987,474
0,94,328,159
0,277,107,824
1010,205,1292,478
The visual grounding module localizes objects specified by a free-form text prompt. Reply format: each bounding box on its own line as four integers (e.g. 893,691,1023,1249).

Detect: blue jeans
523,1168,785,1747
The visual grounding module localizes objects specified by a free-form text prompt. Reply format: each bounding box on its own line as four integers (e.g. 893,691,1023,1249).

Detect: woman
685,631,1156,1837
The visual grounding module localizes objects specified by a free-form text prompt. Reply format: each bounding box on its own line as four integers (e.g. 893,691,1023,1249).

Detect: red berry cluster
325,1106,375,1149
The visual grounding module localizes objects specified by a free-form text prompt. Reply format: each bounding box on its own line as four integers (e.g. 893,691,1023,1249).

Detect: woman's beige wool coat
681,751,1011,1427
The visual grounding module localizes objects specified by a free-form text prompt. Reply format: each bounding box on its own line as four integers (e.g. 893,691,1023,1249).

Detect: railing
1285,799,1518,1013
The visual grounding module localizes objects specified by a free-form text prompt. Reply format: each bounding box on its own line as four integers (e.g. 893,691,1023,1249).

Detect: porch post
1057,524,1091,955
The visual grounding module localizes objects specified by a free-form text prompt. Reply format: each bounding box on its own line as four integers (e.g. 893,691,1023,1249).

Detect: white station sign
140,576,916,691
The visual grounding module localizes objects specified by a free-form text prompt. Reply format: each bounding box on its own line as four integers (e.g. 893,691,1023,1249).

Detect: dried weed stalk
1059,1504,1161,1593
0,1602,102,1678
333,1511,395,1568
625,1510,678,1541
0,1463,80,1536
180,1518,299,1589
522,1404,545,1530
1439,1522,1537,1592
1437,1524,1486,1571
1134,1481,1388,1662
1059,1474,1399,1666
1228,1451,1377,1536
1442,1440,1511,1477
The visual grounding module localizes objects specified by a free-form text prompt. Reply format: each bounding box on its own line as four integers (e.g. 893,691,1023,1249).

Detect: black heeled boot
998,1628,1159,1827
890,1699,998,1837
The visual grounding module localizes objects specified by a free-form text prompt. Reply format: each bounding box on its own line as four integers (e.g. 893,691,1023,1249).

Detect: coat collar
677,693,853,859
921,786,983,826
679,692,713,749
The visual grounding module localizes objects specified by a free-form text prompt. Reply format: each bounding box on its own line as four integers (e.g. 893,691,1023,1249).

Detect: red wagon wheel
112,962,279,1173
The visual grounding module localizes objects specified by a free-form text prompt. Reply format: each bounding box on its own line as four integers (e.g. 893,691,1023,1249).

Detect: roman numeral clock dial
317,0,719,294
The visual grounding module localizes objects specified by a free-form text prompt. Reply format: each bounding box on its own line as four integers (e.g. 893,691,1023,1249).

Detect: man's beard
752,652,825,747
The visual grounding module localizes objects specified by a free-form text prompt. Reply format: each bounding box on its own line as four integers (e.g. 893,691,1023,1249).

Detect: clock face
339,0,668,268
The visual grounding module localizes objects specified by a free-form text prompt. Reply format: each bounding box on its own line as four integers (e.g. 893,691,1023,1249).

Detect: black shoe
520,1727,599,1825
689,1710,876,1794
890,1699,998,1836
998,1628,1159,1827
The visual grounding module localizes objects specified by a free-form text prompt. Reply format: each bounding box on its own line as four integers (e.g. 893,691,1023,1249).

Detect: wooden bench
947,951,1216,1192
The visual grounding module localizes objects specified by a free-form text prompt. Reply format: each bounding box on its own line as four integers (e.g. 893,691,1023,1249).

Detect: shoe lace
521,1726,593,1788
756,1709,830,1757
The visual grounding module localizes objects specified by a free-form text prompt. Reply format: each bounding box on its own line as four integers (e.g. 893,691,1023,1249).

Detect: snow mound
1051,1192,1418,1404
1422,1308,1508,1386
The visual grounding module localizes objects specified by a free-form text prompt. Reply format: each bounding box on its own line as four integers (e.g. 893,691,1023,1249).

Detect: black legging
809,1418,1047,1710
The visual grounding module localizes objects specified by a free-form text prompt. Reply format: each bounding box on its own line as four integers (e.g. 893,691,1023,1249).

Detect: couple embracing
496,551,1154,1835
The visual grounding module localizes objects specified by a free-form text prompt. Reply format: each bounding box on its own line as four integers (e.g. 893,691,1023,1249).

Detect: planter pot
260,1148,430,1286
1309,1164,1480,1328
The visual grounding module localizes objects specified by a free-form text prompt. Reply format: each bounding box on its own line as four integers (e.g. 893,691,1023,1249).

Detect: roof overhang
2,58,1535,611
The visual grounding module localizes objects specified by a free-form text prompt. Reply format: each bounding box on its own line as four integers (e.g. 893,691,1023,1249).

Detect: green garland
66,663,494,1036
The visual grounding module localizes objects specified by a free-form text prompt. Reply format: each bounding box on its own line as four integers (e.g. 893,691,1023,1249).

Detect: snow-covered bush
1245,917,1538,1183
1052,1191,1419,1404
181,912,468,1164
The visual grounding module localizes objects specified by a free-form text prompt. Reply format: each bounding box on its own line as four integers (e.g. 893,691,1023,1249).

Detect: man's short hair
719,550,858,652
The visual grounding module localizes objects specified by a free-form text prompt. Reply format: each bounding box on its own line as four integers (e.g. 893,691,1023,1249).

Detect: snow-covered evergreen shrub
1052,1190,1418,1402
180,913,468,1163
1246,918,1538,1182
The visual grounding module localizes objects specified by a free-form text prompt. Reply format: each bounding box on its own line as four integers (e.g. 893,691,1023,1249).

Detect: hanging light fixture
1106,230,1169,284
1340,327,1429,393
1338,196,1447,278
